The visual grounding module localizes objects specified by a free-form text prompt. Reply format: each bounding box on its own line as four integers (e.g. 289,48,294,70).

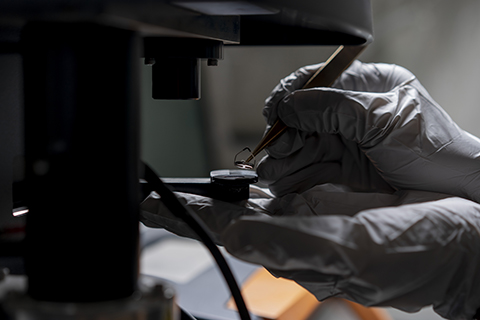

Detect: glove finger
262,127,306,159
265,129,343,159
264,162,343,196
334,61,416,92
260,132,395,196
140,191,260,244
140,192,202,241
257,133,344,183
265,156,394,197
277,79,417,147
277,87,379,142
263,63,322,125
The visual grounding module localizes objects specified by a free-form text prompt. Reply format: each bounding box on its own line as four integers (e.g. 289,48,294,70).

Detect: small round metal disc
234,161,254,170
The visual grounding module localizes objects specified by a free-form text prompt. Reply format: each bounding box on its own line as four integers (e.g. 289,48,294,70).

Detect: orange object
228,268,394,320
227,268,321,320
342,299,394,320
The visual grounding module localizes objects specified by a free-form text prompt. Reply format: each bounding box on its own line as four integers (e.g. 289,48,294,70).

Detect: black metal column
22,22,140,302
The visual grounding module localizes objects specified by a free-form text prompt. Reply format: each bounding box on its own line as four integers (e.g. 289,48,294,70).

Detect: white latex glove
257,61,480,202
140,190,266,245
140,187,480,320
140,61,480,320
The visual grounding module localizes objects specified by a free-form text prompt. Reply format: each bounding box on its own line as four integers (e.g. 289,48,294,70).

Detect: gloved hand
257,60,480,202
140,186,480,320
140,61,480,320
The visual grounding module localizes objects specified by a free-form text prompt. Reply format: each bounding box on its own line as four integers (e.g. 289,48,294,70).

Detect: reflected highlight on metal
12,207,29,217
234,147,255,170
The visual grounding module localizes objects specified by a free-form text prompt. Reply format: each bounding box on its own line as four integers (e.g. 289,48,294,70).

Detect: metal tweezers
237,45,367,169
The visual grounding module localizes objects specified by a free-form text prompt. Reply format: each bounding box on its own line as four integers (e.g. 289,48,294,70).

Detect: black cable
142,162,252,320
180,306,197,320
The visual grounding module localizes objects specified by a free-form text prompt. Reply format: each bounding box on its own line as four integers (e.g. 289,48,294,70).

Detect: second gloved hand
140,186,480,320
258,61,480,202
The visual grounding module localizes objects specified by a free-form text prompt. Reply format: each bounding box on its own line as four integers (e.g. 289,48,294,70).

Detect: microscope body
0,1,373,319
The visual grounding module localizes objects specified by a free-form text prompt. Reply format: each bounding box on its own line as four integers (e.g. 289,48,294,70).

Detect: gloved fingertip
265,131,304,158
276,96,304,130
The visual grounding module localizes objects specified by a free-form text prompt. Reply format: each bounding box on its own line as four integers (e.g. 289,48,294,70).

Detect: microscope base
2,275,177,320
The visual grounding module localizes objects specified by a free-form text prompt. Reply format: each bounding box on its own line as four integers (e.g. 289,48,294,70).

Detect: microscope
0,1,373,319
